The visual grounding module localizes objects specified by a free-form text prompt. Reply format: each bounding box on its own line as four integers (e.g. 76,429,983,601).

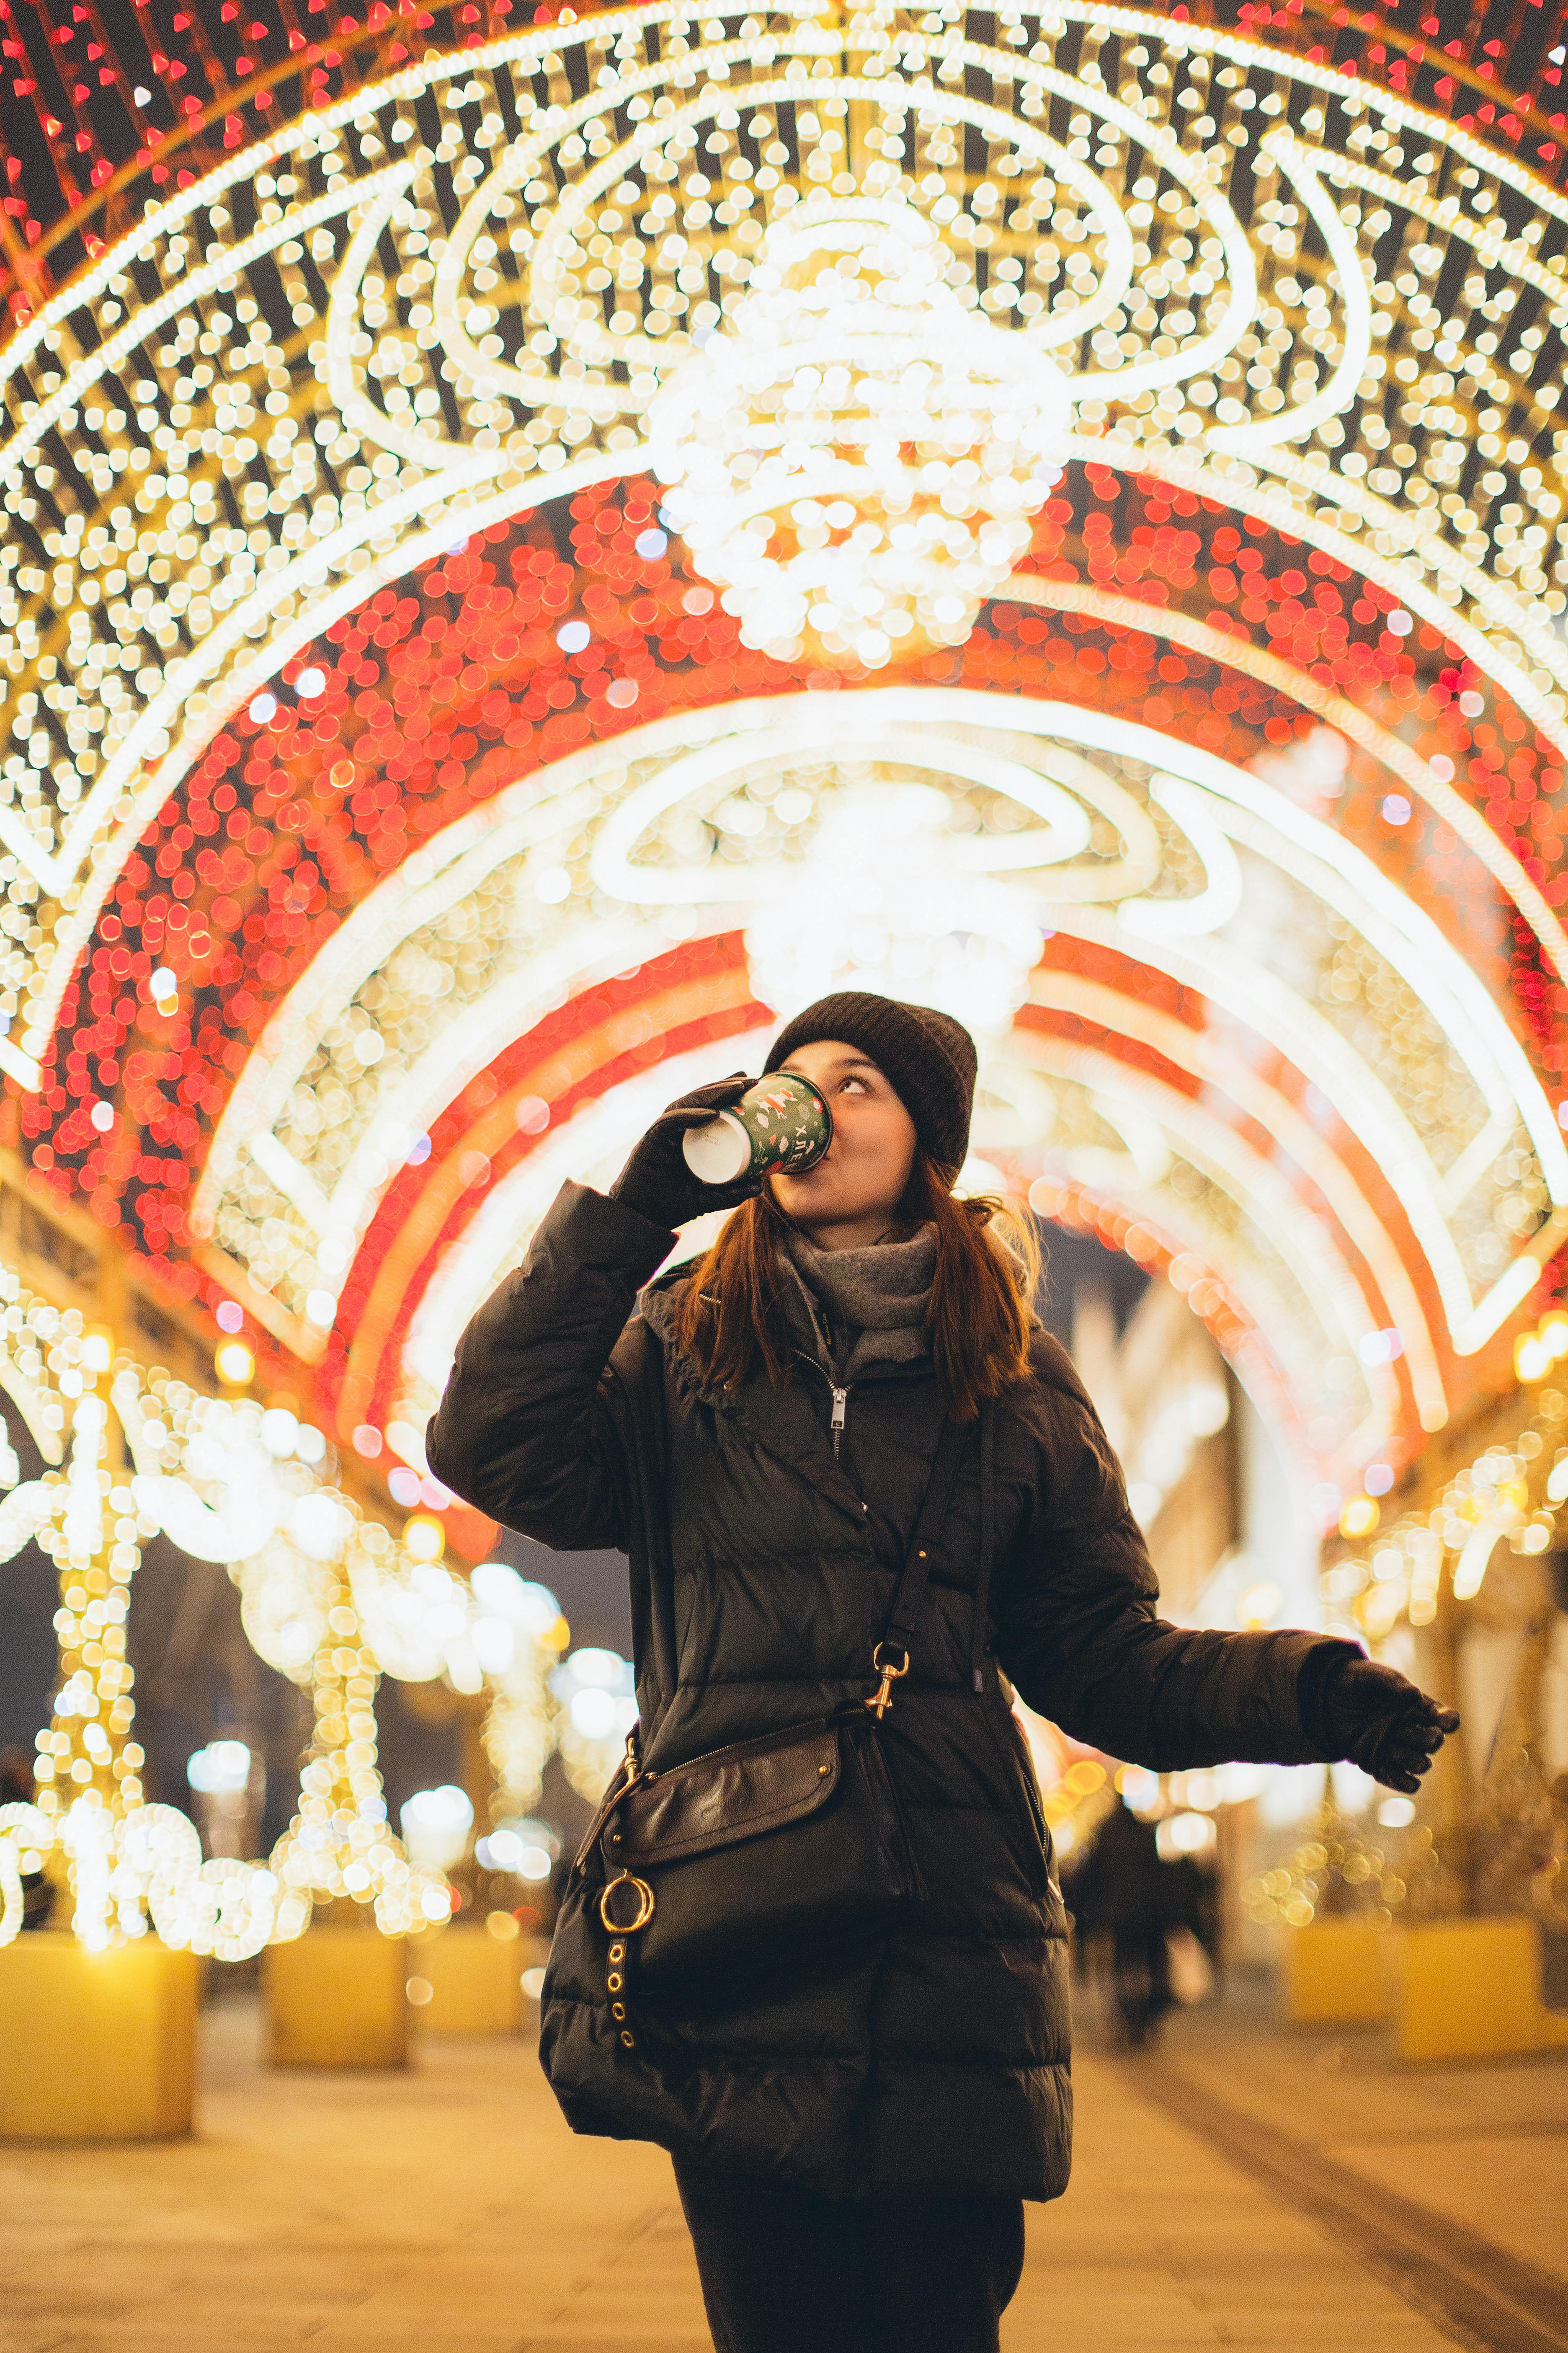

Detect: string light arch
0,0,1564,1562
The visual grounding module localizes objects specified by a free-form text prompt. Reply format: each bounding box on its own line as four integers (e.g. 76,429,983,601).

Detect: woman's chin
774,1173,843,1222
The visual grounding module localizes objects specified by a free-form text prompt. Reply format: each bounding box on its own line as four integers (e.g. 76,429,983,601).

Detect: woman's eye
839,1075,869,1095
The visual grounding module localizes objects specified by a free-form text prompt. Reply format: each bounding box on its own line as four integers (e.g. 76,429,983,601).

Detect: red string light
11,466,1564,1438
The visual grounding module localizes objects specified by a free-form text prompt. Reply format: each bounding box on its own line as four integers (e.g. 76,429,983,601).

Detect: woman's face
771,1039,918,1242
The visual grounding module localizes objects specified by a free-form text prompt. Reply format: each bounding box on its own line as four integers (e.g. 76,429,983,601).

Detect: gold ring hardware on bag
866,1640,910,1721
599,1872,656,1934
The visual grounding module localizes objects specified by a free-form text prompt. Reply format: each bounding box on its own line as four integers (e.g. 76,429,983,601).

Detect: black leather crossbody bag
557,1413,968,2046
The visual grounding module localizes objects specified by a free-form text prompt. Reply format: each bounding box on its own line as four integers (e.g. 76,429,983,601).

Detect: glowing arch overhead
6,4,1568,1070
0,4,1566,1535
176,672,1556,1498
8,456,1568,1505
6,4,1565,321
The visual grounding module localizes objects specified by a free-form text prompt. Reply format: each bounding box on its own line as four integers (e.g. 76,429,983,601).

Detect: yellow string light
5,4,1568,1085
0,1276,562,1953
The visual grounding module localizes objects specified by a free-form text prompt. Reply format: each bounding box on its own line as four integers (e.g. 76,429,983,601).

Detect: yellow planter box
1281,1916,1397,2025
1397,1915,1568,2063
0,1930,198,2141
263,1926,409,2069
406,1925,523,2035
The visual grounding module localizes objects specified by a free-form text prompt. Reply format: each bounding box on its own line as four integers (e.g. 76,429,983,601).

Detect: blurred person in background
1065,1794,1203,2047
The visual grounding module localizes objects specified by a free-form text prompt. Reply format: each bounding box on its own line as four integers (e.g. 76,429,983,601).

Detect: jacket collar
638,1269,874,1530
778,1238,935,1388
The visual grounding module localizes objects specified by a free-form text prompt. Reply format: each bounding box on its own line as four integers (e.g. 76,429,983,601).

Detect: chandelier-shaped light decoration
745,783,1047,1041
650,195,1072,669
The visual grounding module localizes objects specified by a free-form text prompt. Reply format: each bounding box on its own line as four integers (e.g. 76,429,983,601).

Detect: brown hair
672,1153,1042,1423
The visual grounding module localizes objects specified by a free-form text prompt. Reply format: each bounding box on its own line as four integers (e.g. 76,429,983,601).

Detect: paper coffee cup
681,1072,832,1186
682,1112,753,1184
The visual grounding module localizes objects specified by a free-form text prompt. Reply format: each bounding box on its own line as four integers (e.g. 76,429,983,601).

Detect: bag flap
609,1719,842,1865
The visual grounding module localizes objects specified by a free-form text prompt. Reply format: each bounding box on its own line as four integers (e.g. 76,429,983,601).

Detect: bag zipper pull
830,1387,847,1454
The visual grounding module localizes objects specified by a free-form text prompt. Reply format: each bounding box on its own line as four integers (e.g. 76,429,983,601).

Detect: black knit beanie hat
763,992,978,1176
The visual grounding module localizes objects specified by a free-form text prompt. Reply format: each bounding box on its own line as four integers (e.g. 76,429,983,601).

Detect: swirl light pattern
0,2,1566,1584
188,682,1560,1497
3,5,1568,1082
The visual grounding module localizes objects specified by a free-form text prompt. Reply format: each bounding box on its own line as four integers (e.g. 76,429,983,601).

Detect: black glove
607,1074,760,1232
1308,1654,1460,1794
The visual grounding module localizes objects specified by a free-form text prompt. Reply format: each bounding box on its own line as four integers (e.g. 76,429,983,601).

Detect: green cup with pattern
681,1071,833,1186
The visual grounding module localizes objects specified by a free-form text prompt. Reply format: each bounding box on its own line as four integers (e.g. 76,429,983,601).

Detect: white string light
3,2,1566,1718
5,2,1568,1087
187,677,1566,1491
0,1282,565,1955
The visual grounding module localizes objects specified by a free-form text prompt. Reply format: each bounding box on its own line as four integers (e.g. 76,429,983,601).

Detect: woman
428,990,1455,2353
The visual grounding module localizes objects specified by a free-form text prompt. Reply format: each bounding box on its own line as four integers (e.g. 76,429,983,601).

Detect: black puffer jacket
427,1181,1349,2201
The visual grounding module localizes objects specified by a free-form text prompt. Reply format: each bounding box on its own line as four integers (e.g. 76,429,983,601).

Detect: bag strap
572,1746,637,1875
970,1401,995,1693
608,1316,679,1746
868,1413,968,1702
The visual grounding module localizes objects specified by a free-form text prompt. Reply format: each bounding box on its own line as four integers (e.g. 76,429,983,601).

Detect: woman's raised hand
607,1074,758,1231
1317,1657,1460,1794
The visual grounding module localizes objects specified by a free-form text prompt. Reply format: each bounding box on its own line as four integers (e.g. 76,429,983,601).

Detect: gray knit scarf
781,1224,936,1384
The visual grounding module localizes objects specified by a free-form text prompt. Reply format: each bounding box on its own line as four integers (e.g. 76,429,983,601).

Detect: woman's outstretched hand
608,1073,759,1231
1318,1657,1460,1793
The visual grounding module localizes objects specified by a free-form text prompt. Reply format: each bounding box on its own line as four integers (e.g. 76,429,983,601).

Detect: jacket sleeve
425,1179,675,1550
993,1355,1358,1772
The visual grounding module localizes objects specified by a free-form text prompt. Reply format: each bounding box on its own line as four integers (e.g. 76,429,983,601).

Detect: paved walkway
1,1985,1564,2352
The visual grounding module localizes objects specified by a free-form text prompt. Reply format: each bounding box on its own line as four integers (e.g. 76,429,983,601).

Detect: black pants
1111,1925,1173,2046
673,2157,1026,2353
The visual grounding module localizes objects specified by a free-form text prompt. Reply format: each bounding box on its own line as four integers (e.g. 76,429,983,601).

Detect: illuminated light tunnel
3,0,1567,1579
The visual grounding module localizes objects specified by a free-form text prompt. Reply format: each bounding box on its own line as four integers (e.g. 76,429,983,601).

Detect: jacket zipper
793,1349,852,1458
